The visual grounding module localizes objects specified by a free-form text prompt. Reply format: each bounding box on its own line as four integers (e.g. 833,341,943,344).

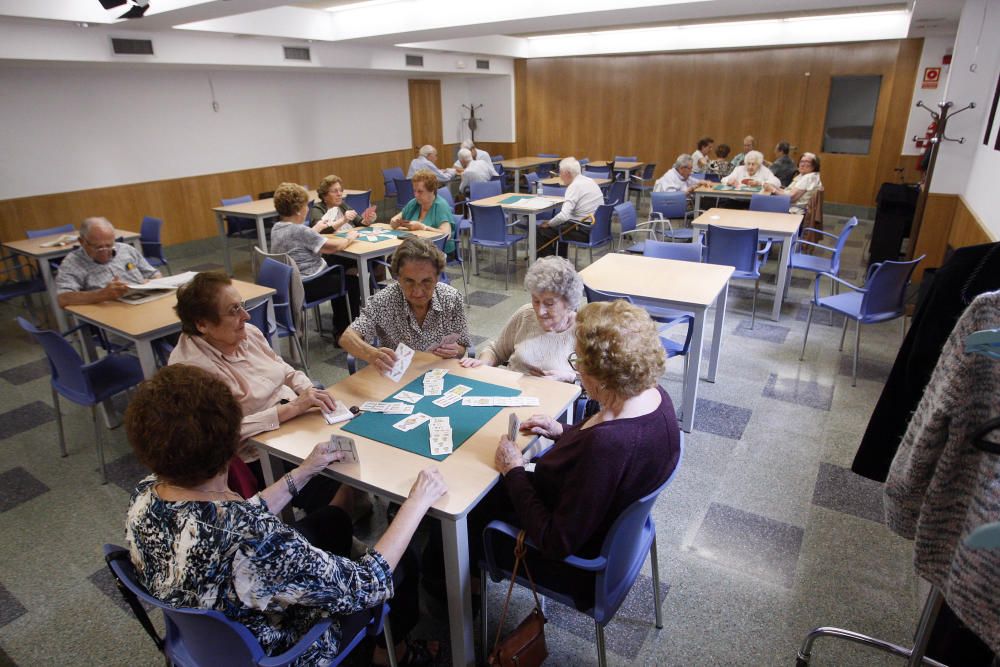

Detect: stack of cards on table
360,401,414,414
429,416,453,456
461,396,540,407
387,343,415,382
423,368,447,396
432,383,472,407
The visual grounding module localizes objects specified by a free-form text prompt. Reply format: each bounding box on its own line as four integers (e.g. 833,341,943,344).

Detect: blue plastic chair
393,179,414,209
604,180,629,206
800,256,923,386
301,263,351,365
220,195,257,239
649,191,695,242
584,165,611,178
343,191,372,215
140,216,170,274
615,202,658,254
614,155,638,162
103,544,391,667
256,258,307,369
480,435,684,667
559,203,614,268
26,223,75,239
705,224,772,329
524,173,541,194
17,316,144,483
789,216,858,293
643,239,703,263
469,204,526,290
584,284,693,360
469,180,502,201
246,298,276,347
0,250,46,316
492,155,505,162
578,158,591,167
750,193,791,213
629,163,657,209
690,172,706,182
382,167,404,212
433,226,468,301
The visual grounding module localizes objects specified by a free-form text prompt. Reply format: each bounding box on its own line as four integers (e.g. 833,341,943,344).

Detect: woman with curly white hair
460,256,581,383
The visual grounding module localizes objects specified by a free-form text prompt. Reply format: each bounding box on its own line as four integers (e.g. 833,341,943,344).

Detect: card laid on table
322,402,356,425
432,392,463,408
392,412,431,432
394,390,423,404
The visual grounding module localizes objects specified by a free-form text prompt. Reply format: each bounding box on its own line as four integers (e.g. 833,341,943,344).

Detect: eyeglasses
81,237,115,252
223,301,248,318
567,352,579,370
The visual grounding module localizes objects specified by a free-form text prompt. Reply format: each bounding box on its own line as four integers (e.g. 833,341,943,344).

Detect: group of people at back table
117,242,681,666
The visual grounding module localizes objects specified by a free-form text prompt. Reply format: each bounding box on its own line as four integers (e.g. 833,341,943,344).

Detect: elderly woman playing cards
126,364,448,667
471,300,682,610
339,237,471,374
460,256,580,383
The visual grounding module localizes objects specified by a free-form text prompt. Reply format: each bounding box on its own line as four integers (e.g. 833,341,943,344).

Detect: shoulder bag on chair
488,530,548,667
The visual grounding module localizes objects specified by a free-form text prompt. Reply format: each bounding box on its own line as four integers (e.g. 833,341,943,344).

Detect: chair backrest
644,239,703,262
537,152,559,158
382,167,404,196
393,179,414,207
860,257,923,321
578,158,591,166
468,204,509,243
638,163,657,181
584,165,611,177
605,180,628,206
344,191,372,213
524,173,541,193
614,155,637,162
26,223,75,239
594,434,684,623
584,285,633,304
589,204,614,242
704,173,722,183
828,216,859,275
16,316,90,397
614,202,637,235
436,187,456,210
650,191,687,220
691,172,706,182
469,180,502,201
257,258,293,311
246,299,275,346
256,191,275,200
492,154,504,162
221,195,252,207
750,193,791,213
139,216,163,243
705,224,760,274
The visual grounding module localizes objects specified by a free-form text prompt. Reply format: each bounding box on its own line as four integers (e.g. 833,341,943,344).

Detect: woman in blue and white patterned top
125,364,447,666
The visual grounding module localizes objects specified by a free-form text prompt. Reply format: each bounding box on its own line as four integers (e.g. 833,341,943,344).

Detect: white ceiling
0,0,962,60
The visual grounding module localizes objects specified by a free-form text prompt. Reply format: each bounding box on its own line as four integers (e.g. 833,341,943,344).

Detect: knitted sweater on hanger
885,290,1000,654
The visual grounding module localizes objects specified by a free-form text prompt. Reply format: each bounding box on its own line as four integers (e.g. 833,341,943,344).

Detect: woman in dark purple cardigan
475,299,682,609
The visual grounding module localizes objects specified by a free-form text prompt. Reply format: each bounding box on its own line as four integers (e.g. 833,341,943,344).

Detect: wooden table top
692,184,757,197
65,279,273,338
213,190,367,216
593,160,643,170
335,225,445,257
541,176,610,187
3,229,140,258
498,156,558,169
468,193,565,209
579,253,734,308
252,352,581,517
691,208,803,235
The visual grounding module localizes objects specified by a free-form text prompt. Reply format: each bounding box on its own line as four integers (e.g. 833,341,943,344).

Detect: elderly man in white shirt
536,157,604,258
653,154,706,196
456,147,492,196
407,144,455,182
723,150,781,189
453,139,498,177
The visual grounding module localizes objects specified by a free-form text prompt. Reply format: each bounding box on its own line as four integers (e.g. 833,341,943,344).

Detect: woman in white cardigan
460,256,581,383
723,150,780,189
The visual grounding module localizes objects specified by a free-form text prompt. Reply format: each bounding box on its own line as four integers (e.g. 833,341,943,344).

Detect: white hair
673,154,694,170
559,157,581,178
744,150,764,165
460,140,475,150
80,216,113,239
524,256,583,310
457,148,473,162
419,145,437,158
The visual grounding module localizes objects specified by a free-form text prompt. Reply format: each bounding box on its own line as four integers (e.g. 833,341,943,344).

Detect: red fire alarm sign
922,67,941,89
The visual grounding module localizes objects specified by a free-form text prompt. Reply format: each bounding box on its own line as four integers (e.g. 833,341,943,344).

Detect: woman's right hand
370,346,397,374
389,213,403,228
459,357,483,368
291,387,336,416
407,467,448,510
345,209,358,222
520,414,563,439
345,229,359,242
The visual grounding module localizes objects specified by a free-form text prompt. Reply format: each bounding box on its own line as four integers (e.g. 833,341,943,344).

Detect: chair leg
91,405,107,484
900,314,906,341
650,534,663,629
595,619,608,667
382,610,398,667
853,321,861,387
838,316,849,351
301,313,310,369
750,278,759,329
799,303,815,361
51,387,68,458
479,568,489,665
292,334,309,375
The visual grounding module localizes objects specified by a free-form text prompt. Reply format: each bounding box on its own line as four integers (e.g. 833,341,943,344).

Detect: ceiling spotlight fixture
98,0,151,19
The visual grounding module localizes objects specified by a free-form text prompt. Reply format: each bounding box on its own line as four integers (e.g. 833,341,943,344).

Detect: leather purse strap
492,530,545,653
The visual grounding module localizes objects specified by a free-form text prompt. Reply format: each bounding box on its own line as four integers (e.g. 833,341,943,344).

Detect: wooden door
408,79,443,149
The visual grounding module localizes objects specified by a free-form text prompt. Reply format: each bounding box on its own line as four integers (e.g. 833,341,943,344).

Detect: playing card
426,369,448,380
446,384,472,397
394,390,423,404
383,402,414,414
360,401,390,412
437,332,461,349
322,402,355,425
432,393,462,407
393,412,431,432
429,416,451,433
492,396,516,406
364,235,380,242
387,343,414,382
329,435,359,464
462,396,494,407
508,412,520,441
429,432,453,456
422,378,444,396
519,397,540,406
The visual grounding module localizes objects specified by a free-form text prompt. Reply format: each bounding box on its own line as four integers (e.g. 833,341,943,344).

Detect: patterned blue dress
126,476,393,665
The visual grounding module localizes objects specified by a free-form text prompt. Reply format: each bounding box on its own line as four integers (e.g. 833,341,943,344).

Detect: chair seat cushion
816,291,863,318
790,253,832,273
624,241,645,254
663,228,694,240
56,353,144,406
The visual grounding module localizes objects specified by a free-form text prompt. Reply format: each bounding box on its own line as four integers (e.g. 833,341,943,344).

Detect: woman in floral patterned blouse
125,364,447,666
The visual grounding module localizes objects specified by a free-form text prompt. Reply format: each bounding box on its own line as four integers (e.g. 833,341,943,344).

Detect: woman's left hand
540,368,576,383
299,440,347,478
494,436,525,474
432,342,463,359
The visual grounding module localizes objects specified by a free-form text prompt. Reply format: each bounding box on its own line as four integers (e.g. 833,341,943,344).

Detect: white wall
901,36,955,156
0,64,410,200
441,74,515,148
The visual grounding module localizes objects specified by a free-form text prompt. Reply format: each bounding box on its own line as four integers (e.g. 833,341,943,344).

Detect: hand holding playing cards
291,387,336,417
494,436,526,475
370,346,397,374
520,414,563,440
432,342,463,359
299,440,346,477
407,467,448,509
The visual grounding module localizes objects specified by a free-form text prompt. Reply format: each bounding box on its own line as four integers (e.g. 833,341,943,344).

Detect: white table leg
512,168,522,193
256,215,268,254
527,212,538,265
441,515,475,667
357,256,372,305
215,212,233,276
37,258,69,332
136,339,158,379
771,232,792,321
680,306,707,433
707,285,728,382
694,191,703,215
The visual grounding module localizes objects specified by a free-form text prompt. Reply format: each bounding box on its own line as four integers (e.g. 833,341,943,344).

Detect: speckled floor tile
0,467,49,514
692,398,752,440
762,372,834,411
103,453,151,495
0,401,55,440
465,290,511,308
0,359,50,386
0,582,27,628
811,462,885,524
733,319,791,344
837,353,893,383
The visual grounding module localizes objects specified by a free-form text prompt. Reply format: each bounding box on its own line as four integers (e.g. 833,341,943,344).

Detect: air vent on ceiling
405,54,424,67
283,46,311,61
111,37,154,55
476,59,490,70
